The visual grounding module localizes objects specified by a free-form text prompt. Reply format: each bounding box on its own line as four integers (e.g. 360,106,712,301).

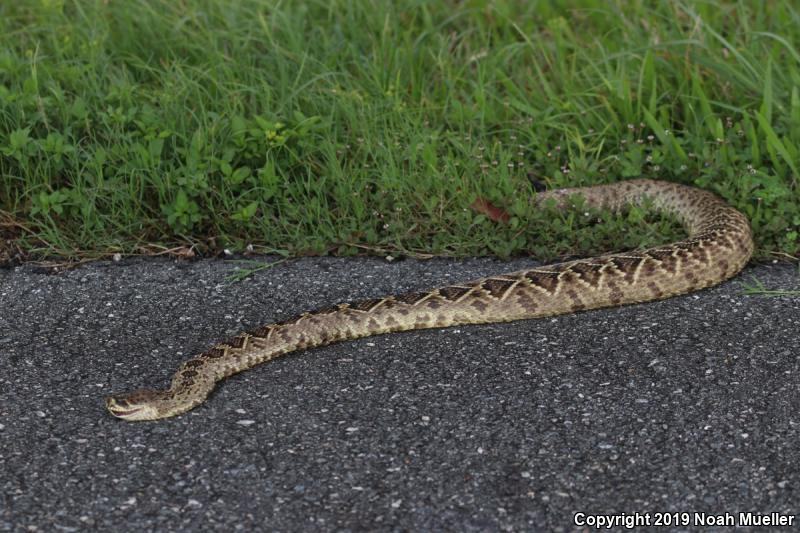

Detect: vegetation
1,0,798,263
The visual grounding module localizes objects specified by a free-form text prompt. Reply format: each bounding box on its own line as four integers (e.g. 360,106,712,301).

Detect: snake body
106,179,753,421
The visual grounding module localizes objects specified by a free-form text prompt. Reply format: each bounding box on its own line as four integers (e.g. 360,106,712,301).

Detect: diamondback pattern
107,179,754,421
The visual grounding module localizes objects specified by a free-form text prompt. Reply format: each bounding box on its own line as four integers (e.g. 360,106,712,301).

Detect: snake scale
106,179,753,421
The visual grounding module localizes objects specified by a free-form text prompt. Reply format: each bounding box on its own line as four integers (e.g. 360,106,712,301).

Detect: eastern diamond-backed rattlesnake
106,179,753,421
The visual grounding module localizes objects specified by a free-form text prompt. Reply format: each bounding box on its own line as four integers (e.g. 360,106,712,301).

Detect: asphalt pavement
1,256,799,532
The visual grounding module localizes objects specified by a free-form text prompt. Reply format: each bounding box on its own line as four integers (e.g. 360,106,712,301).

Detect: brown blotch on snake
106,179,754,421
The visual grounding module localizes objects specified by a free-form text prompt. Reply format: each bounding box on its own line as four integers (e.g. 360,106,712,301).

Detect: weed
0,1,798,262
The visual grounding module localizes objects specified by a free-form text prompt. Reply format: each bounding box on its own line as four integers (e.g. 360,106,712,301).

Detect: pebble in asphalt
1,256,798,531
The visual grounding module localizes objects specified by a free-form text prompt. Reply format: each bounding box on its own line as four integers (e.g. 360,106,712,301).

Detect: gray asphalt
1,256,798,532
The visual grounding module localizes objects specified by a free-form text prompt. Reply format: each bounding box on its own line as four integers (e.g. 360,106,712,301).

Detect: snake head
106,389,169,421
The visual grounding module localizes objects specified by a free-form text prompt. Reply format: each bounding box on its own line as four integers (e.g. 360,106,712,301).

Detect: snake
106,179,754,421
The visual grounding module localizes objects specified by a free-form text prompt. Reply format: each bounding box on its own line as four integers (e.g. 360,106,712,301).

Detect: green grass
1,0,799,263
741,268,800,296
